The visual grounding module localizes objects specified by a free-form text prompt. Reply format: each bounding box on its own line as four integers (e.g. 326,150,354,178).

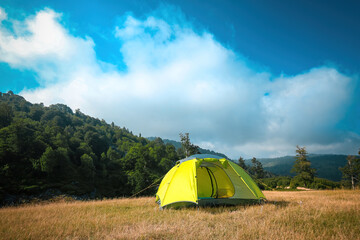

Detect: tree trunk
348,157,355,190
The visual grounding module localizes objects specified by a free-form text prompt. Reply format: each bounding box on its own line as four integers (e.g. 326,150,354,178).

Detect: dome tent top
177,154,227,164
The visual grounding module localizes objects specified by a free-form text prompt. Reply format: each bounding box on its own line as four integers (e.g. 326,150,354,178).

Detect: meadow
1,190,359,240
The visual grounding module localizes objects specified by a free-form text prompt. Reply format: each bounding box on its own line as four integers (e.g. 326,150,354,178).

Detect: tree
179,133,199,157
84,131,107,157
29,105,44,121
237,156,247,170
250,157,265,179
0,103,13,128
39,147,75,181
80,154,96,180
291,146,316,188
165,144,178,161
159,157,173,172
340,149,360,190
125,145,152,194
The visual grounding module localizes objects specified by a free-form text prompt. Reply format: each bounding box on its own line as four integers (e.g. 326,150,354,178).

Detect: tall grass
1,190,359,239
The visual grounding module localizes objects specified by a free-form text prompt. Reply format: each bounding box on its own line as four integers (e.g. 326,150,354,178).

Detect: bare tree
340,149,360,190
179,133,199,157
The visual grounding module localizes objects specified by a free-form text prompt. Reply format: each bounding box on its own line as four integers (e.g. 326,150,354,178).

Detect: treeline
260,176,341,190
237,157,275,179
240,146,359,190
149,137,229,159
0,92,182,204
237,147,341,190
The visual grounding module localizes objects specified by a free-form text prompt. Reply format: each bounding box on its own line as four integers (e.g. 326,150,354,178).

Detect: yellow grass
1,190,360,239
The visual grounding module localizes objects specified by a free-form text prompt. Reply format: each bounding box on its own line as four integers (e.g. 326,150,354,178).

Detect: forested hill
0,92,181,204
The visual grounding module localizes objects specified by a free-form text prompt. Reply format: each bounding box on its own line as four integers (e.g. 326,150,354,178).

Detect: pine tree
250,157,265,179
237,156,247,170
291,146,316,187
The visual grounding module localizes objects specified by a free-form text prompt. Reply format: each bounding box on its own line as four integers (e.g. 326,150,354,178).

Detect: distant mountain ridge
147,137,229,159
148,136,351,182
245,154,349,181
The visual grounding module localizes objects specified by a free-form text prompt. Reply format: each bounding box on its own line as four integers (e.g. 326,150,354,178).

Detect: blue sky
0,0,359,158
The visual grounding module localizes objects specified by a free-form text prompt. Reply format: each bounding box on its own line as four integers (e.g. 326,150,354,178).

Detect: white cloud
0,6,358,158
0,8,96,84
0,7,7,22
264,68,352,142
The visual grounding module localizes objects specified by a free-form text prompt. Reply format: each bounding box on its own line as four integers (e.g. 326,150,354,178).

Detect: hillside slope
0,92,179,204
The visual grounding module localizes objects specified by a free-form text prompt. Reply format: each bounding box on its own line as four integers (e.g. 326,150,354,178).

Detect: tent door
197,165,235,199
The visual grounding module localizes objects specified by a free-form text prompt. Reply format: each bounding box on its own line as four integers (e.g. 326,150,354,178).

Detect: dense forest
0,91,182,204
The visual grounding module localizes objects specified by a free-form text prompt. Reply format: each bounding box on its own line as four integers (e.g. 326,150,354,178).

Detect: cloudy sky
0,0,359,158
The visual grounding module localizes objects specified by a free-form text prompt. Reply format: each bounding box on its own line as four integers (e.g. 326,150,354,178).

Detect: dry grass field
1,190,359,240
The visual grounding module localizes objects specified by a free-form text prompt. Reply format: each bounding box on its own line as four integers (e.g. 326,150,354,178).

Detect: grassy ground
1,190,359,239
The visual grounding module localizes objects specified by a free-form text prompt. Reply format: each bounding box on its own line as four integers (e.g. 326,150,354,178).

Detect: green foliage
250,157,265,179
0,102,13,128
40,147,58,173
40,147,75,182
178,133,199,158
261,176,339,190
339,150,360,189
0,93,180,202
80,154,95,179
237,157,274,179
261,176,292,189
291,146,316,188
237,156,247,170
310,178,341,189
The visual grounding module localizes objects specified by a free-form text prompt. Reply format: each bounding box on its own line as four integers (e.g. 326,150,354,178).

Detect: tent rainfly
156,154,266,208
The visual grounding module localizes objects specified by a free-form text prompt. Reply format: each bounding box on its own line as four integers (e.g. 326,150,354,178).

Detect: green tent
156,154,266,208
